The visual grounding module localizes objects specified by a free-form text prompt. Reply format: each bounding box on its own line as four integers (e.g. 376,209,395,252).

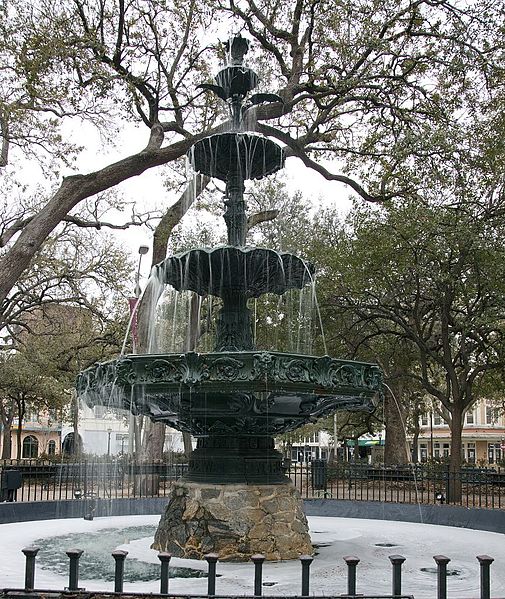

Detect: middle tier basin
156,246,315,298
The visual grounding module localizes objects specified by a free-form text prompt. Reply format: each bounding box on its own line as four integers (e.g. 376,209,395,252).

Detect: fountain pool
0,514,503,598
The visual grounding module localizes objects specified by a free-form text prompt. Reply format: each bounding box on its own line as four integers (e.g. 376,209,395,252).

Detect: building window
25,409,39,423
464,442,476,464
488,443,502,464
433,413,443,426
443,443,450,458
94,405,106,418
486,404,500,425
419,444,428,463
433,442,440,459
420,415,428,427
22,435,39,459
48,440,56,456
466,411,474,425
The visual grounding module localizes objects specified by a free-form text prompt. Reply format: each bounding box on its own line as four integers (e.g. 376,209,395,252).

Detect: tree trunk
71,390,80,457
1,417,13,459
16,412,22,459
448,404,464,503
410,403,422,463
383,381,410,465
135,420,166,495
0,402,14,459
411,421,420,464
182,432,193,459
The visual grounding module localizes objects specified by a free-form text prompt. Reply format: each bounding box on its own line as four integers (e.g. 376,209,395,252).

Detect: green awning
346,439,384,447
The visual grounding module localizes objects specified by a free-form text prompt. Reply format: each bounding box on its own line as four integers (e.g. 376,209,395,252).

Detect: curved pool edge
1,497,504,536
304,498,505,535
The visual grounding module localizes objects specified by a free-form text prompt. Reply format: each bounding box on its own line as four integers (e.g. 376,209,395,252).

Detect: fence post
112,549,128,592
22,547,39,591
66,548,84,591
300,554,313,597
343,555,360,596
433,555,450,599
477,555,494,599
251,554,265,596
158,552,171,594
205,553,219,596
389,554,406,597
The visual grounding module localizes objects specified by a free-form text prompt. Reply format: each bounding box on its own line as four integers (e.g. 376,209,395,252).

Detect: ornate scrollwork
228,393,255,413
283,358,310,383
211,356,246,381
115,359,136,385
145,359,183,383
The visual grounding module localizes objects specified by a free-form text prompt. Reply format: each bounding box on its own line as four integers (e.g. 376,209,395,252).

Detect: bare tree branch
247,209,279,231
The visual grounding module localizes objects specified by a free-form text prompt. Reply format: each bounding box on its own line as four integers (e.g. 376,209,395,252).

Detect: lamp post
128,245,149,457
107,428,112,456
333,413,338,463
135,245,150,299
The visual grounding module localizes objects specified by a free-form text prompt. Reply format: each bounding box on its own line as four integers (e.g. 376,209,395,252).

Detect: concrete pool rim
0,498,504,536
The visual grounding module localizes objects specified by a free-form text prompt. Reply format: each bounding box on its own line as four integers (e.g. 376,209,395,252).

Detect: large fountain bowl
77,351,382,438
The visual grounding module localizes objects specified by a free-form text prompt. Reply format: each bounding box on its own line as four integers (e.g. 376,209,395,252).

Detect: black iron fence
295,461,505,509
3,543,498,599
0,459,187,502
1,459,505,509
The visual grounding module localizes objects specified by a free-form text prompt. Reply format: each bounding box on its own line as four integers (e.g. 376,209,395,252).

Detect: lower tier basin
77,351,382,437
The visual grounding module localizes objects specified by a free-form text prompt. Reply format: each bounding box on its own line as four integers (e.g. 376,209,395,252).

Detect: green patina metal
76,34,383,484
78,350,381,432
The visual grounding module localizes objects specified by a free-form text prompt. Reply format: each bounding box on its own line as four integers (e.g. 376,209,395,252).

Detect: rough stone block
152,481,313,561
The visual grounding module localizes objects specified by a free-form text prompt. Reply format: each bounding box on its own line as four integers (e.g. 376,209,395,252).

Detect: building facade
2,408,62,459
417,400,505,465
61,403,186,457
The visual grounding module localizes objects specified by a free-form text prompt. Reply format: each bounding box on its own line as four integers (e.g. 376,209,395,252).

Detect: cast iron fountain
77,35,382,562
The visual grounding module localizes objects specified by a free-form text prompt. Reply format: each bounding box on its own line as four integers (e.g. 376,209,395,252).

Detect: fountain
77,35,382,562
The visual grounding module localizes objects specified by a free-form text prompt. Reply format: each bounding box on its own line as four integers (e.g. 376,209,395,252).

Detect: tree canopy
1,0,503,310
311,192,505,476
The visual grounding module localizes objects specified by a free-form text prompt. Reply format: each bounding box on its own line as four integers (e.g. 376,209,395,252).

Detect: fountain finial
225,34,250,66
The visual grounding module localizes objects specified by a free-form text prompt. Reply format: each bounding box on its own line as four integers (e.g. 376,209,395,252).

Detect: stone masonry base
151,481,313,561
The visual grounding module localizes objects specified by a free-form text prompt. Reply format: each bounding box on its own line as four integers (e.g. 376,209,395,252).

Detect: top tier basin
190,133,284,181
215,66,258,98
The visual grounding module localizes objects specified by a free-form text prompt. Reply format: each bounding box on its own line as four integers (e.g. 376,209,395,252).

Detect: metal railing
296,461,505,509
1,459,505,509
4,543,497,599
0,459,187,502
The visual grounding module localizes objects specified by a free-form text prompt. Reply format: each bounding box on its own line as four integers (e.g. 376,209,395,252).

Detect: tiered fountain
77,35,382,562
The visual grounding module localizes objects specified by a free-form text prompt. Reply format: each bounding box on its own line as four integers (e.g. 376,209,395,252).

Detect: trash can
281,457,291,474
311,459,327,490
0,469,22,502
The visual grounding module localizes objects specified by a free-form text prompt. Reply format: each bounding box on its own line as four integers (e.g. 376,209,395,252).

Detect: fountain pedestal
152,481,312,561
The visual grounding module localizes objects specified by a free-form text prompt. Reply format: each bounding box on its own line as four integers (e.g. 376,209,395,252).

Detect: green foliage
0,349,67,412
308,194,505,469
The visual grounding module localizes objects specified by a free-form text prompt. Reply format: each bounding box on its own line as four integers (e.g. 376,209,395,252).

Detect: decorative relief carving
145,359,183,382
211,356,246,381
